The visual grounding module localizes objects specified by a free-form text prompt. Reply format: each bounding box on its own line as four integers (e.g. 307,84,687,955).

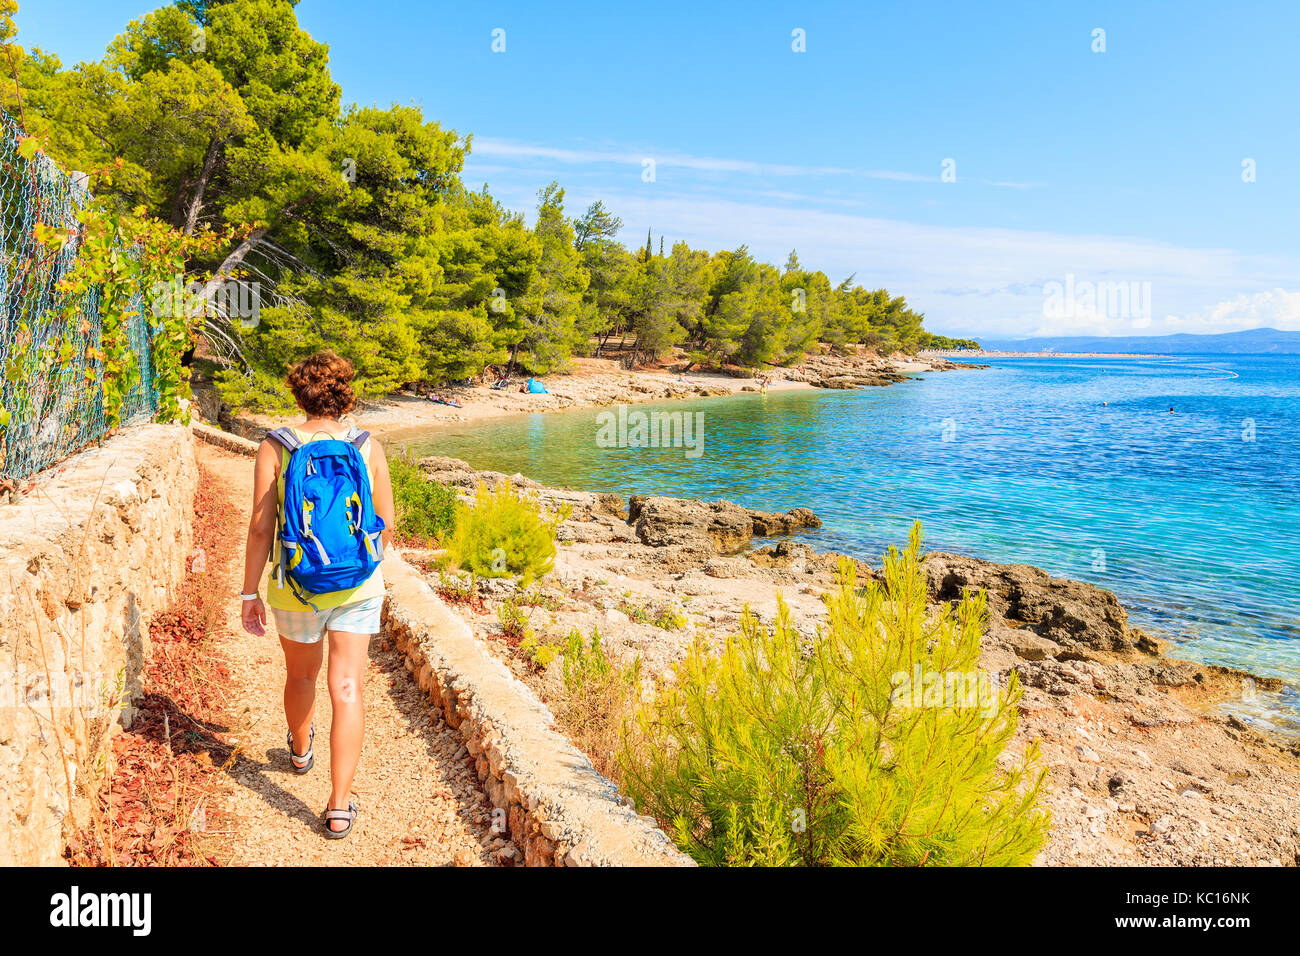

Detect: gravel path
198,443,498,866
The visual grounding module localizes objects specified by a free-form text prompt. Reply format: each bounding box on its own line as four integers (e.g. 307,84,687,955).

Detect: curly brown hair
286,350,356,419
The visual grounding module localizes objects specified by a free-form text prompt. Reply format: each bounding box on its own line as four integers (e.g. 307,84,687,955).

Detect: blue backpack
267,426,386,610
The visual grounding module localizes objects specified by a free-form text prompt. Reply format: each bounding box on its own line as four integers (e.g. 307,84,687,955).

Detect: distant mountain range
968,327,1300,354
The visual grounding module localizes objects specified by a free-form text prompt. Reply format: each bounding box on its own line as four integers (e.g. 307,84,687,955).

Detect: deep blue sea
395,356,1300,729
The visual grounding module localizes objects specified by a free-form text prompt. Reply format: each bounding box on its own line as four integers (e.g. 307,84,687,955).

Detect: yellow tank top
264,426,386,611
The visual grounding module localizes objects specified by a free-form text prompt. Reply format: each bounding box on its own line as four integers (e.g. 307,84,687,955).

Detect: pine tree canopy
2,0,972,407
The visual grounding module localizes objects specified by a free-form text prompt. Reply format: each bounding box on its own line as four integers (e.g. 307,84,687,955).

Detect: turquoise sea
394,356,1300,730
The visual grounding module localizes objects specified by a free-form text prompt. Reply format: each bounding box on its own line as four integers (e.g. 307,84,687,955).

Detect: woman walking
239,351,396,838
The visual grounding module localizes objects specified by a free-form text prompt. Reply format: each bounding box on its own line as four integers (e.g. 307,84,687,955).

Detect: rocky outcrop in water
627,494,822,553
922,356,989,371
922,552,1135,653
783,352,910,389
419,455,539,492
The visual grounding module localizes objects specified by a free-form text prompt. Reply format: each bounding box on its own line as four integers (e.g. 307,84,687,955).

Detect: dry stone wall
0,425,197,865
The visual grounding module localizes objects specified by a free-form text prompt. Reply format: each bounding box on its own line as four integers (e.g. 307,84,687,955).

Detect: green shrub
497,597,532,643
214,366,298,414
653,608,688,630
618,600,649,624
519,589,563,611
518,633,559,667
557,628,642,779
389,455,458,546
618,522,1049,867
436,567,476,604
562,627,612,694
445,480,568,586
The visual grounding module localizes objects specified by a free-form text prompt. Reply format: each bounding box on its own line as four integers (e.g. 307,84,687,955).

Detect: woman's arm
241,439,280,635
369,439,396,546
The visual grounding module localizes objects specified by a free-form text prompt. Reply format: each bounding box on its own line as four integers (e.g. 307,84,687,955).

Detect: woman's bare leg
280,637,324,758
325,630,369,830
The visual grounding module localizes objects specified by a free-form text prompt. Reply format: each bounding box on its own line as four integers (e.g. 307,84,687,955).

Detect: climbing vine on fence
0,113,234,480
33,183,224,428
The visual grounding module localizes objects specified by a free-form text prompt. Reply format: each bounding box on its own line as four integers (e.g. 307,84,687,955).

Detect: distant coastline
923,349,1164,359
943,327,1300,356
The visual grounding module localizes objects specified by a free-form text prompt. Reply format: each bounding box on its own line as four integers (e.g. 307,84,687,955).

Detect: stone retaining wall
191,419,262,456
0,425,198,866
192,421,692,866
382,557,691,866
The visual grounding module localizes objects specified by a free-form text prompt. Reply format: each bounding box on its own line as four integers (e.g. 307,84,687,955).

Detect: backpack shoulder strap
266,427,304,453
343,426,371,449
264,427,302,580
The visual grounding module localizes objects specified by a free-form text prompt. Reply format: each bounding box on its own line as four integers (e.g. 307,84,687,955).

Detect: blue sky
19,0,1300,337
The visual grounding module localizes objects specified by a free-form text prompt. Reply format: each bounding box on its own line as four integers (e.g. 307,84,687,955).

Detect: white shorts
272,595,384,644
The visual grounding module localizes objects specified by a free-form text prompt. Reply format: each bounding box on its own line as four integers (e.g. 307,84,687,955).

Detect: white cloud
470,137,1032,185
1157,289,1300,334
463,145,1299,337
563,188,1297,334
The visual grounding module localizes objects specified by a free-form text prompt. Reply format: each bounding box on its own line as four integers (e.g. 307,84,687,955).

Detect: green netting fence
0,107,159,481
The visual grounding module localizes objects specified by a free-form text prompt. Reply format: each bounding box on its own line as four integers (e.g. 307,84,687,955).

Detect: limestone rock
629,495,753,552
418,456,540,494
922,551,1133,651
793,352,911,389
990,623,1062,661
628,494,820,554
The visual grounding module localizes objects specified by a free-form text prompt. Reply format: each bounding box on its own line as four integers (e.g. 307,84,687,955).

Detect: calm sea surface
394,356,1300,729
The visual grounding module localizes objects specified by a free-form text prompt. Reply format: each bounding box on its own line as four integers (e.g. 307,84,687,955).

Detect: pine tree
7,0,966,411
619,523,1050,866
514,181,591,372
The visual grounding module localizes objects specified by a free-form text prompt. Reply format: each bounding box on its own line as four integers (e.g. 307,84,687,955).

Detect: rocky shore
784,350,986,388
405,456,1300,867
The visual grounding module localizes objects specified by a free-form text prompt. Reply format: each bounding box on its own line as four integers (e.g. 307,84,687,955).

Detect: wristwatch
241,592,259,601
